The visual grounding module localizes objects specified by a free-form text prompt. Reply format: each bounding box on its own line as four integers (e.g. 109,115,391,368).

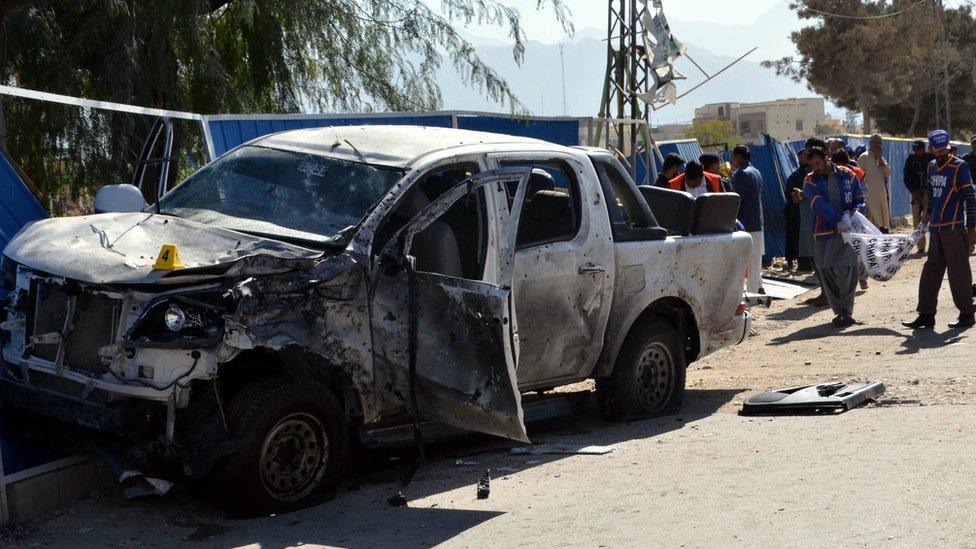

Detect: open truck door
371,167,533,443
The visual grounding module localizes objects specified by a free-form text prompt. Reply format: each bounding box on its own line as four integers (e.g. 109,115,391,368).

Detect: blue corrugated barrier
634,138,705,184
206,114,582,158
206,115,455,158
745,135,796,261
454,115,580,147
0,149,46,253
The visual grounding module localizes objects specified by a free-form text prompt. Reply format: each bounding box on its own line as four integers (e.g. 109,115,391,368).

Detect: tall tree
763,0,976,137
0,0,571,213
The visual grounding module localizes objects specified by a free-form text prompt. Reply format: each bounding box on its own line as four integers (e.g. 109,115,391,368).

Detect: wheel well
632,297,700,364
216,347,364,426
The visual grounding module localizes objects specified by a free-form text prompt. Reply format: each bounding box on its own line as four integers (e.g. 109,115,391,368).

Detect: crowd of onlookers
655,131,976,329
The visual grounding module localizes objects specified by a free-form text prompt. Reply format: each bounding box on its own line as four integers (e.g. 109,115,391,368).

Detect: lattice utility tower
597,0,652,179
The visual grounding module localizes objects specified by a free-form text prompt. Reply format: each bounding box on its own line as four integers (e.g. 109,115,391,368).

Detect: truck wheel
211,378,348,517
597,319,686,421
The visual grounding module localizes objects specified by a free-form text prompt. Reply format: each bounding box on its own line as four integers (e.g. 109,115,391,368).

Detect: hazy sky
444,0,786,44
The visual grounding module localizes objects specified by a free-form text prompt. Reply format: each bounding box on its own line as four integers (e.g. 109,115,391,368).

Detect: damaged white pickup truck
0,126,750,515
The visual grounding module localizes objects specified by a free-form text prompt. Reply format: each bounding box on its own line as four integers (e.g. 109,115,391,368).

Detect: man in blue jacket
903,129,976,329
803,146,866,328
731,144,765,294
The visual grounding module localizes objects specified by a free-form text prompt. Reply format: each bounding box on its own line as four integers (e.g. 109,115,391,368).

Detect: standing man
961,135,976,177
655,153,685,188
784,149,809,271
903,130,976,329
804,147,866,328
903,140,931,253
857,134,892,233
731,144,765,294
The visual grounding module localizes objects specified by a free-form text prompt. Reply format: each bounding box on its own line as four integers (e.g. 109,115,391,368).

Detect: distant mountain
436,37,817,122
437,3,837,122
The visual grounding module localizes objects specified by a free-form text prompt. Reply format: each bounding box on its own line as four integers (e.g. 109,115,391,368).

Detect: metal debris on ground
740,381,886,416
387,491,408,507
477,470,491,500
511,444,615,456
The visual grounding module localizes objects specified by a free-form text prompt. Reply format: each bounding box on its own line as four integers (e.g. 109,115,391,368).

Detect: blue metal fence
0,150,46,254
205,113,582,159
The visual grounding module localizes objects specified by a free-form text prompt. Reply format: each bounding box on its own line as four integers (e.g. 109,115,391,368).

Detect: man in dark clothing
731,144,765,294
904,129,976,329
784,149,809,271
903,140,931,253
962,136,976,181
655,153,685,188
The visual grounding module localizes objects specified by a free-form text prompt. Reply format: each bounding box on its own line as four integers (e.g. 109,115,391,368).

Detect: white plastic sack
840,212,926,281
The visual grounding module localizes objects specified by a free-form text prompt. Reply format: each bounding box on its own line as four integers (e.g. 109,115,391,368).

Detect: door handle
578,262,606,274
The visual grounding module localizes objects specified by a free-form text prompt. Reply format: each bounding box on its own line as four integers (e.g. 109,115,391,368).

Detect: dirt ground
6,252,976,548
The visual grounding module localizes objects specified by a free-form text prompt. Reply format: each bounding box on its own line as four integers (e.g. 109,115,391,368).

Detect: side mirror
94,184,147,214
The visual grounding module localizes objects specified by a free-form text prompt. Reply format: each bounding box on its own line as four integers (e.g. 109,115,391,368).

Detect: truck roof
252,125,552,168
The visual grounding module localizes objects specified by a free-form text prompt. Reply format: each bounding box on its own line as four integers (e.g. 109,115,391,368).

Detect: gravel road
5,253,976,548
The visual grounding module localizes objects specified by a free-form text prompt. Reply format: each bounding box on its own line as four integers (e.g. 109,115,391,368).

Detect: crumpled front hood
3,212,321,285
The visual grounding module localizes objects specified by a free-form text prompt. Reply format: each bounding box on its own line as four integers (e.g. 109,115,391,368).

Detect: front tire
597,319,686,421
211,378,349,517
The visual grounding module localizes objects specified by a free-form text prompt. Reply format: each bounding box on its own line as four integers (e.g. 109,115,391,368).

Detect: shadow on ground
38,388,743,548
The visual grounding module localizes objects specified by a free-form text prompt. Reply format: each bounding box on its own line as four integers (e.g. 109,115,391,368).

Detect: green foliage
687,118,733,149
0,0,571,214
763,0,976,138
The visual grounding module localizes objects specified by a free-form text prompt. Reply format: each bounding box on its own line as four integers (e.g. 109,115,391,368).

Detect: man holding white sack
903,130,976,330
804,146,866,328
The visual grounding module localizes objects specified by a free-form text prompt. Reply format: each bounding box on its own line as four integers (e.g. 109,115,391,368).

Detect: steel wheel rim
259,412,329,502
635,342,675,412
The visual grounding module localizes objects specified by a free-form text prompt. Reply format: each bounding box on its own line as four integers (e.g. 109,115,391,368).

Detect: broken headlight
164,304,188,332
127,294,229,348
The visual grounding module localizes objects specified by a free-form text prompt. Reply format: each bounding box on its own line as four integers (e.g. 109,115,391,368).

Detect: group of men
658,128,976,331
656,146,766,295
786,131,976,329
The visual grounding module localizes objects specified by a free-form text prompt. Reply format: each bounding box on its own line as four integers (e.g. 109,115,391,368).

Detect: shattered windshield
158,145,404,245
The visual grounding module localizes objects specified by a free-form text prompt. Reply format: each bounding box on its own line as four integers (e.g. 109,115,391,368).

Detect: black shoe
902,314,936,329
832,315,857,328
949,314,976,329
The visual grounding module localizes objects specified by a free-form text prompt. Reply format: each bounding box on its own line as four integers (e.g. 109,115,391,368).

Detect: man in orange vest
668,160,722,197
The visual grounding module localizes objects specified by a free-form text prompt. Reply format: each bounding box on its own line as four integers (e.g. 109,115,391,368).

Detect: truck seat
637,185,695,236
691,193,741,235
518,190,575,245
405,189,464,278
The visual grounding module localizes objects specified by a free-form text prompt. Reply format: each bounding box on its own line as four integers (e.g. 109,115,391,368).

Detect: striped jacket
803,163,866,241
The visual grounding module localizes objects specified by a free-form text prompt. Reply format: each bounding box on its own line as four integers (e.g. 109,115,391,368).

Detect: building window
795,120,804,131
740,121,751,135
718,106,725,116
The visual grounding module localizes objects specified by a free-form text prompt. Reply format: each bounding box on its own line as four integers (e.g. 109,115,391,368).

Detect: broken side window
373,163,480,258
410,185,489,280
498,160,582,249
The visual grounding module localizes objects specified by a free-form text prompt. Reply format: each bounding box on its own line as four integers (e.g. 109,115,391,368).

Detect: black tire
210,377,349,517
596,319,686,421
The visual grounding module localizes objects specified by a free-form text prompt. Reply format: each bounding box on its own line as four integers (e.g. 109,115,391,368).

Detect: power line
785,0,927,20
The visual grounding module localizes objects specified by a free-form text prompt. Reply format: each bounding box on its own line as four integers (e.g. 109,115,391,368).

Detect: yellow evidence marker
152,243,186,270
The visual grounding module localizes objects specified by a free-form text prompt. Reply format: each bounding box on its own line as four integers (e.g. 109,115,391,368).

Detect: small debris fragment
477,470,491,499
804,361,812,366
511,444,614,456
387,492,408,507
455,459,479,466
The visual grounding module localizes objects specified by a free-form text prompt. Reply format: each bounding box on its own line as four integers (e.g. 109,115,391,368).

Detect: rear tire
597,319,686,421
210,378,348,517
